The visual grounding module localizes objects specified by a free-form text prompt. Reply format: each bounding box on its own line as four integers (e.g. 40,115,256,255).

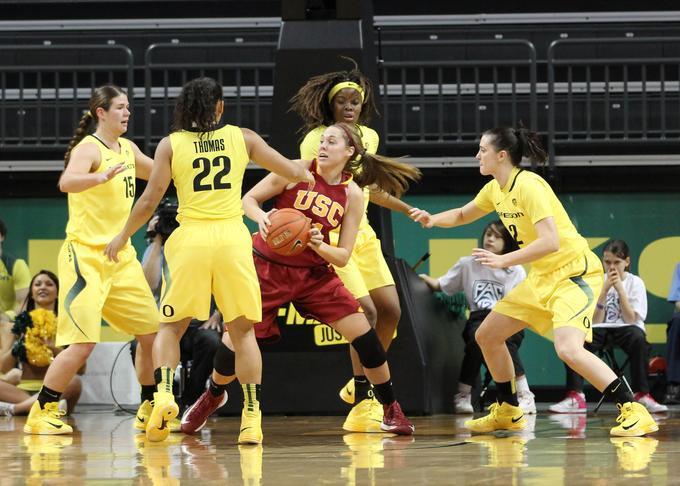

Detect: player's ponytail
483,126,547,167
334,122,421,197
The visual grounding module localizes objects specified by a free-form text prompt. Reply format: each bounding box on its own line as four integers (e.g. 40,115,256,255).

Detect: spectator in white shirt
420,220,535,415
550,239,667,414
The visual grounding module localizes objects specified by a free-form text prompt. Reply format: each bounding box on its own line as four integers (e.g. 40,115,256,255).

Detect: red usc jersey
253,160,352,267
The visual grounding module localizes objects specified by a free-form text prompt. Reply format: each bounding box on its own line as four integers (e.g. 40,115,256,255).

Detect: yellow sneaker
466,435,528,468
136,399,181,434
611,402,659,437
24,401,73,435
239,444,263,483
135,400,153,431
610,437,659,473
343,398,384,433
464,402,526,434
340,377,355,405
146,391,179,442
238,408,263,445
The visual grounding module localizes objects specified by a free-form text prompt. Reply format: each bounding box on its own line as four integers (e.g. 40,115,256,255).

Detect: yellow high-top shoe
238,408,263,445
464,402,526,434
145,392,179,442
343,398,384,433
610,402,659,437
24,402,73,435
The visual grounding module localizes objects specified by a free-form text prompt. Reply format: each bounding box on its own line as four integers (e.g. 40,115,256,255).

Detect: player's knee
474,325,493,349
351,328,387,369
554,340,580,365
377,299,401,328
361,299,378,327
213,342,236,377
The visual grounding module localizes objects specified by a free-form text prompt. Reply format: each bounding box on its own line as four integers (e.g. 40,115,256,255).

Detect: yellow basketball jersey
65,135,136,246
474,166,589,274
300,124,379,239
169,125,250,222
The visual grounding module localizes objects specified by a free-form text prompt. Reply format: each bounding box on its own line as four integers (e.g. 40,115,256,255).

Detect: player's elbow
334,250,352,268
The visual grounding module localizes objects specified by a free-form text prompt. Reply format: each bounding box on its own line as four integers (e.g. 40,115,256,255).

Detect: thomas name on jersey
193,138,226,153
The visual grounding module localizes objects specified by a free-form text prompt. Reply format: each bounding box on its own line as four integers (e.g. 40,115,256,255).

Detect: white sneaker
453,392,474,414
549,391,587,413
518,390,537,414
0,401,14,416
58,399,68,414
634,393,668,413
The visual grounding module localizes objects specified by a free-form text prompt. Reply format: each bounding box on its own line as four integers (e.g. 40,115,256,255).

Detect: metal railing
1,37,679,167
547,37,680,166
378,39,537,152
143,41,276,153
0,44,134,152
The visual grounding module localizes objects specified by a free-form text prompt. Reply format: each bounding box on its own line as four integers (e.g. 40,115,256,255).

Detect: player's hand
307,226,323,249
104,233,126,262
408,207,434,228
472,248,506,269
608,267,622,291
200,311,223,332
258,209,277,240
98,162,127,184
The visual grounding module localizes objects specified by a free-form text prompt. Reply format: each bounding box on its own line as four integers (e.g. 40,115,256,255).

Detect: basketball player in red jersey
181,122,420,436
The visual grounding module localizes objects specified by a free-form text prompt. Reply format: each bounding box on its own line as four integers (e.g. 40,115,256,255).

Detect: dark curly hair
171,77,223,135
290,57,378,135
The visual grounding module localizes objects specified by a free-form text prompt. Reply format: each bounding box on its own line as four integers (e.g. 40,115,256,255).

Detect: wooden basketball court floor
0,405,675,484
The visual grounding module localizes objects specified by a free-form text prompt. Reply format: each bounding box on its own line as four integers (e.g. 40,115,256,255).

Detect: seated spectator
550,240,667,413
0,219,31,326
419,220,535,414
0,270,82,415
663,263,680,404
131,204,222,412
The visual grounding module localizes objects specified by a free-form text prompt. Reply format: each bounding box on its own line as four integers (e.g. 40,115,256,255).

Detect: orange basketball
265,208,311,256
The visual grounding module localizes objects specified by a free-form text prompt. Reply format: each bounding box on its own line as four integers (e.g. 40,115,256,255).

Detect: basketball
266,208,312,256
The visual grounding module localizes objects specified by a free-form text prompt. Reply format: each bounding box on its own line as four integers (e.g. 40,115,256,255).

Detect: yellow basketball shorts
493,250,604,342
332,226,395,299
57,240,159,346
160,218,262,324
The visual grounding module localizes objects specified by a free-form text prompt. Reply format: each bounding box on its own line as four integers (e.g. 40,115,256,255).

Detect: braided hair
63,85,127,167
290,58,378,134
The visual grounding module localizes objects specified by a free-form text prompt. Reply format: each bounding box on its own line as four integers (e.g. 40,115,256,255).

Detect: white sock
515,375,530,394
458,383,472,394
0,401,15,416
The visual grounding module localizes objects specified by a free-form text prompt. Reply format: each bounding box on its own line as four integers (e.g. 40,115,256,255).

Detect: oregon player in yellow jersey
25,86,159,436
105,77,314,444
410,126,657,438
291,62,422,428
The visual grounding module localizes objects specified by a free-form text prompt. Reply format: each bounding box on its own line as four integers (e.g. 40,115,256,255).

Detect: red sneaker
381,401,414,435
180,390,228,434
